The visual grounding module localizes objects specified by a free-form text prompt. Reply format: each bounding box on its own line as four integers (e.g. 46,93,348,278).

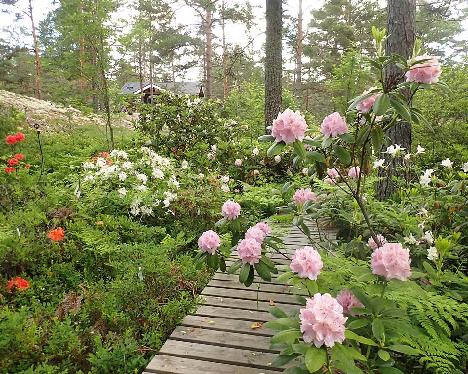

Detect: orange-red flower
5,135,17,145
4,167,15,174
48,227,65,242
7,158,19,166
15,132,25,142
14,153,25,161
25,164,31,169
6,277,30,292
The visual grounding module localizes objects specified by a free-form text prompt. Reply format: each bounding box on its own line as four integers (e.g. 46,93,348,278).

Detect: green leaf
339,132,355,143
270,306,288,318
206,253,219,270
272,354,296,367
239,263,251,284
245,265,255,287
347,319,370,330
265,318,298,331
293,140,307,159
372,319,385,342
303,137,321,147
389,97,412,123
378,349,391,361
267,141,286,157
370,125,385,154
271,329,301,345
277,271,294,283
355,125,371,145
304,347,327,373
219,257,226,272
373,93,390,115
284,367,309,374
307,151,325,163
345,330,378,346
334,358,364,374
321,137,333,149
227,260,243,274
378,367,405,374
334,145,351,165
387,345,420,356
258,134,275,142
254,261,271,282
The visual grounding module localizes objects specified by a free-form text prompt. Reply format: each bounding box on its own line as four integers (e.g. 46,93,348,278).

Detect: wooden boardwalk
144,222,335,374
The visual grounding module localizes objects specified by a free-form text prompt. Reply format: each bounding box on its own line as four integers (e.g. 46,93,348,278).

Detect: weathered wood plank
207,279,294,294
181,315,275,336
201,295,300,314
202,286,301,305
145,355,281,374
195,305,273,321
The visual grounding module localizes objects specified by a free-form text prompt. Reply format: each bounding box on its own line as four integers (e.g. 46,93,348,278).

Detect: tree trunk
204,7,213,98
28,0,42,99
264,0,282,132
294,0,303,100
377,0,416,200
221,0,229,101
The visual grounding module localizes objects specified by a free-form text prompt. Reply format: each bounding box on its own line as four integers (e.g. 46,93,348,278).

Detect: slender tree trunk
221,0,229,101
264,0,282,132
28,0,42,99
204,7,213,98
294,0,303,101
138,39,144,94
377,0,416,200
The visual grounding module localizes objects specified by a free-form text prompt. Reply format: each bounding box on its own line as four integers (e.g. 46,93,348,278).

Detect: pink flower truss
245,226,266,243
356,93,380,113
300,293,347,348
290,246,323,280
324,177,336,185
271,109,308,144
368,234,387,251
320,112,348,138
336,289,364,315
327,168,339,179
254,222,271,236
222,200,241,220
371,242,412,281
347,166,361,179
405,56,441,84
198,230,221,254
237,238,262,264
293,188,318,205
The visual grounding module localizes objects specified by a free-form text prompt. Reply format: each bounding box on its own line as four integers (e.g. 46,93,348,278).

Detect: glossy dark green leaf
372,319,385,342
267,141,286,157
389,97,412,123
373,93,390,115
271,329,301,345
334,145,351,165
345,330,378,346
258,134,275,142
370,125,385,154
270,306,288,318
305,347,327,373
387,345,420,356
378,349,391,361
239,262,251,284
254,261,271,282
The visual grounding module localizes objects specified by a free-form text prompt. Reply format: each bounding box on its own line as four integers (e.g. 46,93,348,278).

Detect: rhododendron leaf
259,134,275,142
265,318,298,331
350,287,372,310
207,253,219,269
334,358,364,374
292,155,302,168
370,126,384,154
304,346,326,373
345,330,378,346
348,90,378,111
334,145,351,166
303,137,321,147
321,137,333,149
378,349,391,361
355,125,371,145
387,345,420,356
304,279,318,295
372,319,385,342
272,354,296,367
373,94,390,115
377,368,405,374
270,306,288,318
255,261,271,281
215,218,226,227
339,133,355,144
261,256,277,272
293,140,307,159
219,257,226,272
292,342,309,355
267,141,285,157
228,259,242,274
334,344,367,361
347,319,370,330
245,265,255,287
239,263,251,283
389,97,412,123
271,329,301,345
284,367,309,374
307,151,325,163
277,271,294,283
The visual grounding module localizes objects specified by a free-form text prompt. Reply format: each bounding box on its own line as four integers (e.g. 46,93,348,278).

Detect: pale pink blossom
293,188,318,205
320,112,348,138
405,56,441,84
300,293,347,348
222,200,241,220
324,177,336,185
245,226,266,243
327,168,339,179
347,166,361,179
271,109,308,144
336,289,364,315
254,222,271,236
367,234,387,250
198,230,221,254
290,246,323,280
371,243,412,281
237,238,262,264
234,158,243,167
356,93,380,113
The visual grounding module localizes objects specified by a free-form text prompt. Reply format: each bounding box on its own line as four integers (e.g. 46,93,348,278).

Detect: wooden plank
159,340,281,371
202,286,301,305
213,272,285,285
207,279,294,294
145,355,281,374
195,305,273,321
201,295,300,314
181,315,275,336
169,325,277,352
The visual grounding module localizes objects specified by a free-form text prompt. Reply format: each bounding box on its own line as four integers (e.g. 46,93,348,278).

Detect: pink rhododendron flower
405,55,441,84
300,293,347,348
237,238,262,264
371,242,412,281
347,166,360,179
336,289,364,315
198,230,221,254
368,234,387,250
320,112,348,138
245,226,266,243
356,93,380,113
222,200,241,220
254,222,271,236
271,109,308,144
290,246,323,280
327,168,339,179
234,158,243,166
293,188,318,205
324,177,336,185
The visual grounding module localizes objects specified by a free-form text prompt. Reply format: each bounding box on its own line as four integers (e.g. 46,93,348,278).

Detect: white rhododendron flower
418,207,429,217
404,153,411,160
83,162,95,170
420,169,434,187
122,161,133,170
181,160,189,169
373,159,385,169
211,144,217,152
235,159,243,166
136,173,148,184
221,184,230,192
404,233,418,245
110,149,128,159
302,167,309,175
118,187,127,197
274,155,281,163
385,144,405,157
462,161,468,172
152,168,164,179
95,157,107,168
441,158,453,168
118,172,127,181
135,184,148,192
252,147,259,156
416,145,425,155
422,230,434,245
427,246,438,261
221,175,230,183
207,152,216,160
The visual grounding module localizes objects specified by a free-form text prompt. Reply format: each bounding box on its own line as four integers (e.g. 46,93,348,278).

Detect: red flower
99,152,109,158
48,227,65,242
6,277,30,292
5,135,17,145
4,167,15,174
7,158,19,166
25,164,31,169
14,153,25,161
15,132,25,142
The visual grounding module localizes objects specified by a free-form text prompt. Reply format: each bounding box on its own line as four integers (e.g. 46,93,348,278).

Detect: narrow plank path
144,221,336,374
